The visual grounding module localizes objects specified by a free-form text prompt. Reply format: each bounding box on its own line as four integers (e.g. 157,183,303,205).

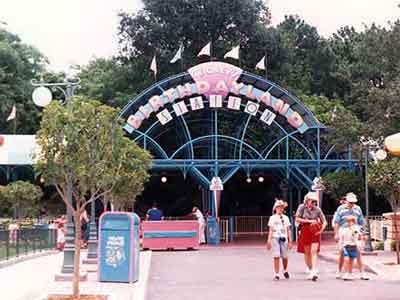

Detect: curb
0,249,59,269
318,253,380,276
132,250,152,300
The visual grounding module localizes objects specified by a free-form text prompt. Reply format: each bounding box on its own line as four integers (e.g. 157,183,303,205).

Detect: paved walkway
0,252,63,300
147,246,400,300
0,250,152,300
320,245,400,280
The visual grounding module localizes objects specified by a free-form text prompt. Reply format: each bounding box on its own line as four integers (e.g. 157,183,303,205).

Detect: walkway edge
0,250,59,269
318,253,380,276
132,250,152,300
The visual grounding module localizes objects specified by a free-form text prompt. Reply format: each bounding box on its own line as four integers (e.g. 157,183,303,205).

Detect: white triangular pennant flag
256,56,266,70
150,56,157,75
170,46,183,63
197,42,211,57
224,45,239,60
6,104,16,122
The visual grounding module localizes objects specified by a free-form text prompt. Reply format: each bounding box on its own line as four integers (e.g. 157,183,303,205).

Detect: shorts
272,237,288,258
343,245,358,258
297,224,321,253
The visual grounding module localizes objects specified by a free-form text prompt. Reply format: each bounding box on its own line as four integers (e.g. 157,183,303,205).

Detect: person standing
80,209,89,248
192,206,206,244
339,215,361,280
295,192,327,281
333,192,369,280
267,200,292,280
146,203,164,221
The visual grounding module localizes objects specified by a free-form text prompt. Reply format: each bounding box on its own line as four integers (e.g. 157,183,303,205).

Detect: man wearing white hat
333,192,369,280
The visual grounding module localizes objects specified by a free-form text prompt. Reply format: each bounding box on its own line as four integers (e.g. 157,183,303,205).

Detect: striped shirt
334,204,365,229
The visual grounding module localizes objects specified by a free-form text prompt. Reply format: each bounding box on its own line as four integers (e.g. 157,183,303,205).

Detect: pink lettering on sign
188,62,243,98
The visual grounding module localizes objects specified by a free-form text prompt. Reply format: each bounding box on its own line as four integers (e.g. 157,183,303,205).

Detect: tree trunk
73,212,81,300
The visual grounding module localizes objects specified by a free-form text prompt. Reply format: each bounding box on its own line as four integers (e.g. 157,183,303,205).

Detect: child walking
339,215,360,280
267,200,292,280
56,222,66,251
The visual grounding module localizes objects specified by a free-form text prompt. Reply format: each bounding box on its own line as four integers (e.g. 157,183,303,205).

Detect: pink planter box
142,220,199,250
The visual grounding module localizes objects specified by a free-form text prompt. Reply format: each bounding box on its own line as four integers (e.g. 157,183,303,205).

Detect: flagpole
210,41,212,62
265,52,268,80
180,45,184,72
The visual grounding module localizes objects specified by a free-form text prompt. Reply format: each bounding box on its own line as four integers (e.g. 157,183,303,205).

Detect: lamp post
359,136,379,252
31,77,80,274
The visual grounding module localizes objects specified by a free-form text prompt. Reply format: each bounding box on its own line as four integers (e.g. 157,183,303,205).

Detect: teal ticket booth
98,212,140,283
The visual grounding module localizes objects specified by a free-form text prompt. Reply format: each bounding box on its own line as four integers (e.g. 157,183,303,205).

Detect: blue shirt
146,208,163,221
334,204,365,229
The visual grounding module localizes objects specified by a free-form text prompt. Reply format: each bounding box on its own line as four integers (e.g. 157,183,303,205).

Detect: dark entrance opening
219,171,281,216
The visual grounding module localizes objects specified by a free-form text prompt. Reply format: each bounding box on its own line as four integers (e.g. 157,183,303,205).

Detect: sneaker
343,273,354,281
360,272,370,280
311,273,319,281
283,271,290,279
335,271,343,279
306,273,314,280
273,274,280,281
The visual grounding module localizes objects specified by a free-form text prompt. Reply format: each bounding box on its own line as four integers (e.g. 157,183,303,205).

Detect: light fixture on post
359,136,381,253
31,74,82,277
246,177,252,183
161,176,167,183
258,176,264,183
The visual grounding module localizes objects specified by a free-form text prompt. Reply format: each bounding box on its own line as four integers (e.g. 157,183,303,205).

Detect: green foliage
375,241,384,251
35,96,151,212
0,181,43,218
301,94,364,150
322,170,364,202
34,96,151,297
0,28,47,134
77,58,152,108
369,158,400,212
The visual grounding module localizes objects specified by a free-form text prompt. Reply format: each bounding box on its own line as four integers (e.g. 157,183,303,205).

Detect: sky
1,0,399,71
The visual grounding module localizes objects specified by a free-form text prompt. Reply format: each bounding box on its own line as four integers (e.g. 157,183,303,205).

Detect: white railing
165,215,387,242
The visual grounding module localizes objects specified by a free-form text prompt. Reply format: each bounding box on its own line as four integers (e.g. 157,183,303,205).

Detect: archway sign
126,62,307,133
121,62,358,216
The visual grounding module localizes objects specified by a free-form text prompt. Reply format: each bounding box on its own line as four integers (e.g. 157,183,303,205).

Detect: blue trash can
98,212,140,283
207,216,220,245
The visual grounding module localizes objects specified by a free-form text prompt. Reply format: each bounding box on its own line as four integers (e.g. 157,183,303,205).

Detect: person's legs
271,239,281,280
343,257,350,280
274,257,280,274
336,250,344,278
310,243,320,280
280,241,289,279
303,245,312,269
199,222,206,244
357,250,370,280
348,257,354,274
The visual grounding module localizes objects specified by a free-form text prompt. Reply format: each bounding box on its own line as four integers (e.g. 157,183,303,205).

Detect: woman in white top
192,206,206,244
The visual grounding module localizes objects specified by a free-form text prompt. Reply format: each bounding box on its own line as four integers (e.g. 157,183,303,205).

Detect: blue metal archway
120,62,358,216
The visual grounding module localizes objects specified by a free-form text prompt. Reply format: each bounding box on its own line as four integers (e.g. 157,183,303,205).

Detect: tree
117,0,271,79
0,28,47,134
300,94,364,152
0,181,43,218
110,165,149,211
35,97,151,299
77,57,152,108
369,158,400,264
322,170,364,205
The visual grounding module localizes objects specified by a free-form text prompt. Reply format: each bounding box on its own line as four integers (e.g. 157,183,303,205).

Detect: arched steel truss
121,67,359,214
